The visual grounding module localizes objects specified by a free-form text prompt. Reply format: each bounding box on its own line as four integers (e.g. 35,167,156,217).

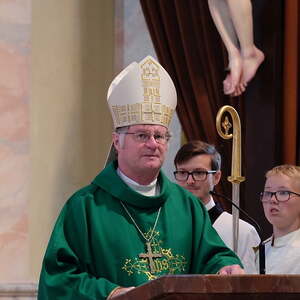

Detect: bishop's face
113,124,169,184
262,174,300,237
175,154,221,204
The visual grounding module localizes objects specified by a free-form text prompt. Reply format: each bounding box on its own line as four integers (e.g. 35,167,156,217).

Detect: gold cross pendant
139,242,162,274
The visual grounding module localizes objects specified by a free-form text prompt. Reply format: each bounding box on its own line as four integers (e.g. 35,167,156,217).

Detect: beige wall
30,0,114,279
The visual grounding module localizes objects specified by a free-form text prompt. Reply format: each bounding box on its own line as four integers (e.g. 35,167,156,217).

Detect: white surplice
264,228,300,274
206,197,260,274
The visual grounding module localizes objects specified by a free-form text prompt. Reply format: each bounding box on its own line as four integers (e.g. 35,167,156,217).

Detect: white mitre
107,55,177,129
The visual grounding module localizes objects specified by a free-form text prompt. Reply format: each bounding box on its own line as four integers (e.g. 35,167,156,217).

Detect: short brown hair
174,140,221,170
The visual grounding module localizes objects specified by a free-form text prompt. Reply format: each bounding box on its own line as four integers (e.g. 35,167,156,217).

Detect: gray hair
115,126,130,148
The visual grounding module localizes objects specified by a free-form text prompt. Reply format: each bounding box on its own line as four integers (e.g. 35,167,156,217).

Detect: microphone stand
210,190,265,274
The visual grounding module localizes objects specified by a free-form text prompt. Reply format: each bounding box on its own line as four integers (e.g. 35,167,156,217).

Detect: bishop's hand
108,286,135,299
217,264,245,275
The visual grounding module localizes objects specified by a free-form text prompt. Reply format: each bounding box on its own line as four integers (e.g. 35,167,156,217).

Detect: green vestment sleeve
38,187,120,300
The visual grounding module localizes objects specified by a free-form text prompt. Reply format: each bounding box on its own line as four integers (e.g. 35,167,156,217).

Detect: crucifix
139,242,162,273
119,201,163,274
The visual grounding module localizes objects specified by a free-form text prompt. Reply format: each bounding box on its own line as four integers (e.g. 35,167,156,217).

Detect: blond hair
266,164,300,180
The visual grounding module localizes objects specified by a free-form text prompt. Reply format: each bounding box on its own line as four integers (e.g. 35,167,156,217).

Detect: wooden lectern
114,275,300,300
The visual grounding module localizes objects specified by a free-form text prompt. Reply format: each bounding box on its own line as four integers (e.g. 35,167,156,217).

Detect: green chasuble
38,161,242,300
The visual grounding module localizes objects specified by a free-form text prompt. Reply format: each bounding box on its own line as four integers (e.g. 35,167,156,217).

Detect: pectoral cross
139,242,162,273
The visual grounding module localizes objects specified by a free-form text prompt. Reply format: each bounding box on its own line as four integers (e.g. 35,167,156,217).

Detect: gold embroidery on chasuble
122,229,187,281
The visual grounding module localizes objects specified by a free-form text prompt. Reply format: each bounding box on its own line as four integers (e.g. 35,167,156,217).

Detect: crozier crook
216,105,245,253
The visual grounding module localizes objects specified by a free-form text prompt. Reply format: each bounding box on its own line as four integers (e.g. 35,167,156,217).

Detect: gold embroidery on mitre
112,57,174,128
112,103,142,126
122,230,187,281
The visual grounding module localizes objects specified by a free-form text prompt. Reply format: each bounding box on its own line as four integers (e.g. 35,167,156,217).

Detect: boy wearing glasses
174,140,260,273
260,164,300,274
38,56,244,300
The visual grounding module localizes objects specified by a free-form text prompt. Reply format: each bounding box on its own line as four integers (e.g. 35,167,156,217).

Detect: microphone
209,190,265,274
210,190,261,232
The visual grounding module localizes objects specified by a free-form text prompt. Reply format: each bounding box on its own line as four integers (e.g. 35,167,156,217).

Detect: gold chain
120,201,161,243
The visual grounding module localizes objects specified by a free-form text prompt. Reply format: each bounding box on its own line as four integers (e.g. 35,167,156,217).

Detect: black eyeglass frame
174,170,217,182
260,190,300,203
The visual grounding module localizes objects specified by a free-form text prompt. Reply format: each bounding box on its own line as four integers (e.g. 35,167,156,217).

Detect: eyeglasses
124,131,171,145
260,190,300,203
174,170,217,182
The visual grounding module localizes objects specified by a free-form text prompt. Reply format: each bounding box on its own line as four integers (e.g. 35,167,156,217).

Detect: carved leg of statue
226,0,265,92
208,0,265,96
207,0,242,96
223,57,244,96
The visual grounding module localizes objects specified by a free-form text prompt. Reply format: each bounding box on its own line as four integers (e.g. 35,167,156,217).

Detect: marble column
0,0,31,283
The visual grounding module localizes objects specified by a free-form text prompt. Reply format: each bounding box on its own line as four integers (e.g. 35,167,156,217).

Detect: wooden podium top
114,274,300,300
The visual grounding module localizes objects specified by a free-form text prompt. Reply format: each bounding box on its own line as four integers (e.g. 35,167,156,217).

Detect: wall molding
0,283,37,298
